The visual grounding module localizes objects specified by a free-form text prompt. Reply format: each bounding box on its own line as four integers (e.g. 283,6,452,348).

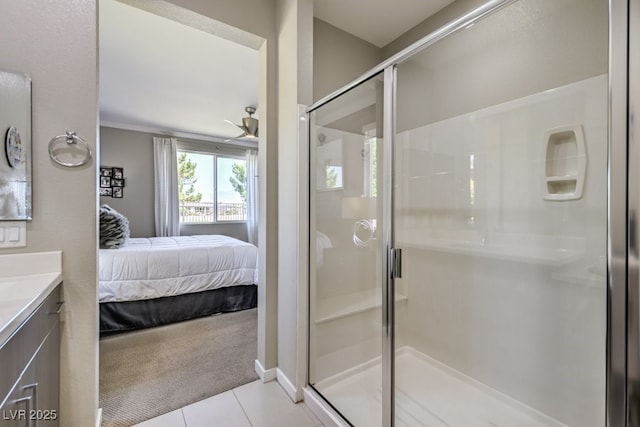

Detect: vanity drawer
0,285,61,405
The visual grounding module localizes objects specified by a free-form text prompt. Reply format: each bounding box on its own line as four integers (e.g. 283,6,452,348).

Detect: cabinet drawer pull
49,301,64,315
22,382,38,423
11,395,31,427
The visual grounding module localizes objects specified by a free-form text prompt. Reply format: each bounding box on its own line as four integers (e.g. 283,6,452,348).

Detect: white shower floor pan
314,347,567,427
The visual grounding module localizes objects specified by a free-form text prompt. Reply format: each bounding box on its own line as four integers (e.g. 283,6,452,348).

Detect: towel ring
48,131,92,167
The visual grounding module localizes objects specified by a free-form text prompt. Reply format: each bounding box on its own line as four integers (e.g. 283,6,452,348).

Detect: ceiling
99,0,259,141
99,0,453,141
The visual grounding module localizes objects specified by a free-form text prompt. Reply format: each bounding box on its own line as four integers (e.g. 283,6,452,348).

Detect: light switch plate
0,221,26,248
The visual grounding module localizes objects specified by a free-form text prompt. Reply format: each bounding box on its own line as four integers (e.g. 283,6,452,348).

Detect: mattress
99,235,258,303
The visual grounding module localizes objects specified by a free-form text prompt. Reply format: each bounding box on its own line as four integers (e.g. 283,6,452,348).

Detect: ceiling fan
224,106,258,140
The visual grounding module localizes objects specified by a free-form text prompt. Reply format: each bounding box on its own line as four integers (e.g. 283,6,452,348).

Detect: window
363,124,377,197
177,150,247,223
316,138,343,191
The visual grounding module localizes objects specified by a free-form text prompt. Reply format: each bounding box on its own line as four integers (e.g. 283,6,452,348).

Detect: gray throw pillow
99,205,130,249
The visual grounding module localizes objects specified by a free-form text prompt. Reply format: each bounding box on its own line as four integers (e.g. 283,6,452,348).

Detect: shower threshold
314,347,568,427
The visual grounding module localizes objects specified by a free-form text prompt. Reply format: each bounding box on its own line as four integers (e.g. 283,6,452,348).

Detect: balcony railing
179,201,247,223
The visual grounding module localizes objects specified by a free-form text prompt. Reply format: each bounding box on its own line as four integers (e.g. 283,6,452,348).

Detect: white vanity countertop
0,251,62,347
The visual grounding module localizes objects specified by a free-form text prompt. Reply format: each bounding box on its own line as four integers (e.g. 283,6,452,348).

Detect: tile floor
132,379,325,427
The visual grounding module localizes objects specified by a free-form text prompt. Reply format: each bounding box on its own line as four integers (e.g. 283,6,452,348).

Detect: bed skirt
99,284,257,335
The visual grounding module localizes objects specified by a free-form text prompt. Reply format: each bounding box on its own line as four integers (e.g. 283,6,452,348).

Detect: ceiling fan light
242,117,258,137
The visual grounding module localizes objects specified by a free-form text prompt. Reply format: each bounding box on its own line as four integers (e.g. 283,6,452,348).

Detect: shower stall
306,0,637,425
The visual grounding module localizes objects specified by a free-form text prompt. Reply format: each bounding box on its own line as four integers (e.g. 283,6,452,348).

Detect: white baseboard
303,387,349,427
96,408,102,427
254,359,277,382
276,368,302,402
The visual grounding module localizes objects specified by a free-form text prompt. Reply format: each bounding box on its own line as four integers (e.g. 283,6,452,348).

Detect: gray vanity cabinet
0,285,62,426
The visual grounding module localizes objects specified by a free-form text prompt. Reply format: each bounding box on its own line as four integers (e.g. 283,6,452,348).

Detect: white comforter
99,235,258,303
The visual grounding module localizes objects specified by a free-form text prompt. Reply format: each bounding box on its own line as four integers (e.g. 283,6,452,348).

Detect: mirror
0,70,32,220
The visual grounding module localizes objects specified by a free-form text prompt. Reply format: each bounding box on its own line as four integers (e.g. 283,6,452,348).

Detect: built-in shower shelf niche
543,125,586,201
315,288,407,324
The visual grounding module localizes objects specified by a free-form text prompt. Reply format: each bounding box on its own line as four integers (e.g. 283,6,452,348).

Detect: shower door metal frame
381,65,396,427
305,0,631,425
624,0,640,425
609,0,629,425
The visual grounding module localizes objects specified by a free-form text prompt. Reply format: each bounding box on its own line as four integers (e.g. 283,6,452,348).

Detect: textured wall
0,2,98,425
313,19,382,102
99,127,155,238
277,0,313,397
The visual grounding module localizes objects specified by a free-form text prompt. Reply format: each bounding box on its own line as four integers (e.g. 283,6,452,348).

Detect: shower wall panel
395,63,607,427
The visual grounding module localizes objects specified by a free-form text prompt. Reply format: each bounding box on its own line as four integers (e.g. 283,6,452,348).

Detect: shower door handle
390,248,402,279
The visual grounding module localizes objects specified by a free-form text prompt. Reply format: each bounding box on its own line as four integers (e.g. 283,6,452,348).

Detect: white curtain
153,137,180,237
246,149,259,245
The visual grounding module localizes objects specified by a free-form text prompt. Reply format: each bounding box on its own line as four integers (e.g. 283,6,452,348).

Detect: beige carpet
99,308,258,427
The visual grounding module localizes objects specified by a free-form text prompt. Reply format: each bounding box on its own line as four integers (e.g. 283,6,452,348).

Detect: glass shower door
308,73,386,426
393,0,608,426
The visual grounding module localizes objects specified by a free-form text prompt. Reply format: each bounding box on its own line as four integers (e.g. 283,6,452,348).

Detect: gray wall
99,127,155,237
313,18,382,102
381,0,487,60
0,2,98,426
312,1,489,104
99,126,249,241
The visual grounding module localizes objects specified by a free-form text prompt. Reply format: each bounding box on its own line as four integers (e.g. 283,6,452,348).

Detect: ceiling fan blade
224,107,258,140
224,133,248,142
224,119,243,129
225,119,251,136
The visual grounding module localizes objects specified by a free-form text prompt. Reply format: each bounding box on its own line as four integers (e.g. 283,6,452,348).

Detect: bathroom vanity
0,252,62,426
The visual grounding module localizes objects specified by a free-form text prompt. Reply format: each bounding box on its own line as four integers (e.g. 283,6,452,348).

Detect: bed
99,234,258,335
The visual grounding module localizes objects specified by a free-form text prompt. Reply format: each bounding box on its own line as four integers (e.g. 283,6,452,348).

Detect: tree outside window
177,151,247,223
